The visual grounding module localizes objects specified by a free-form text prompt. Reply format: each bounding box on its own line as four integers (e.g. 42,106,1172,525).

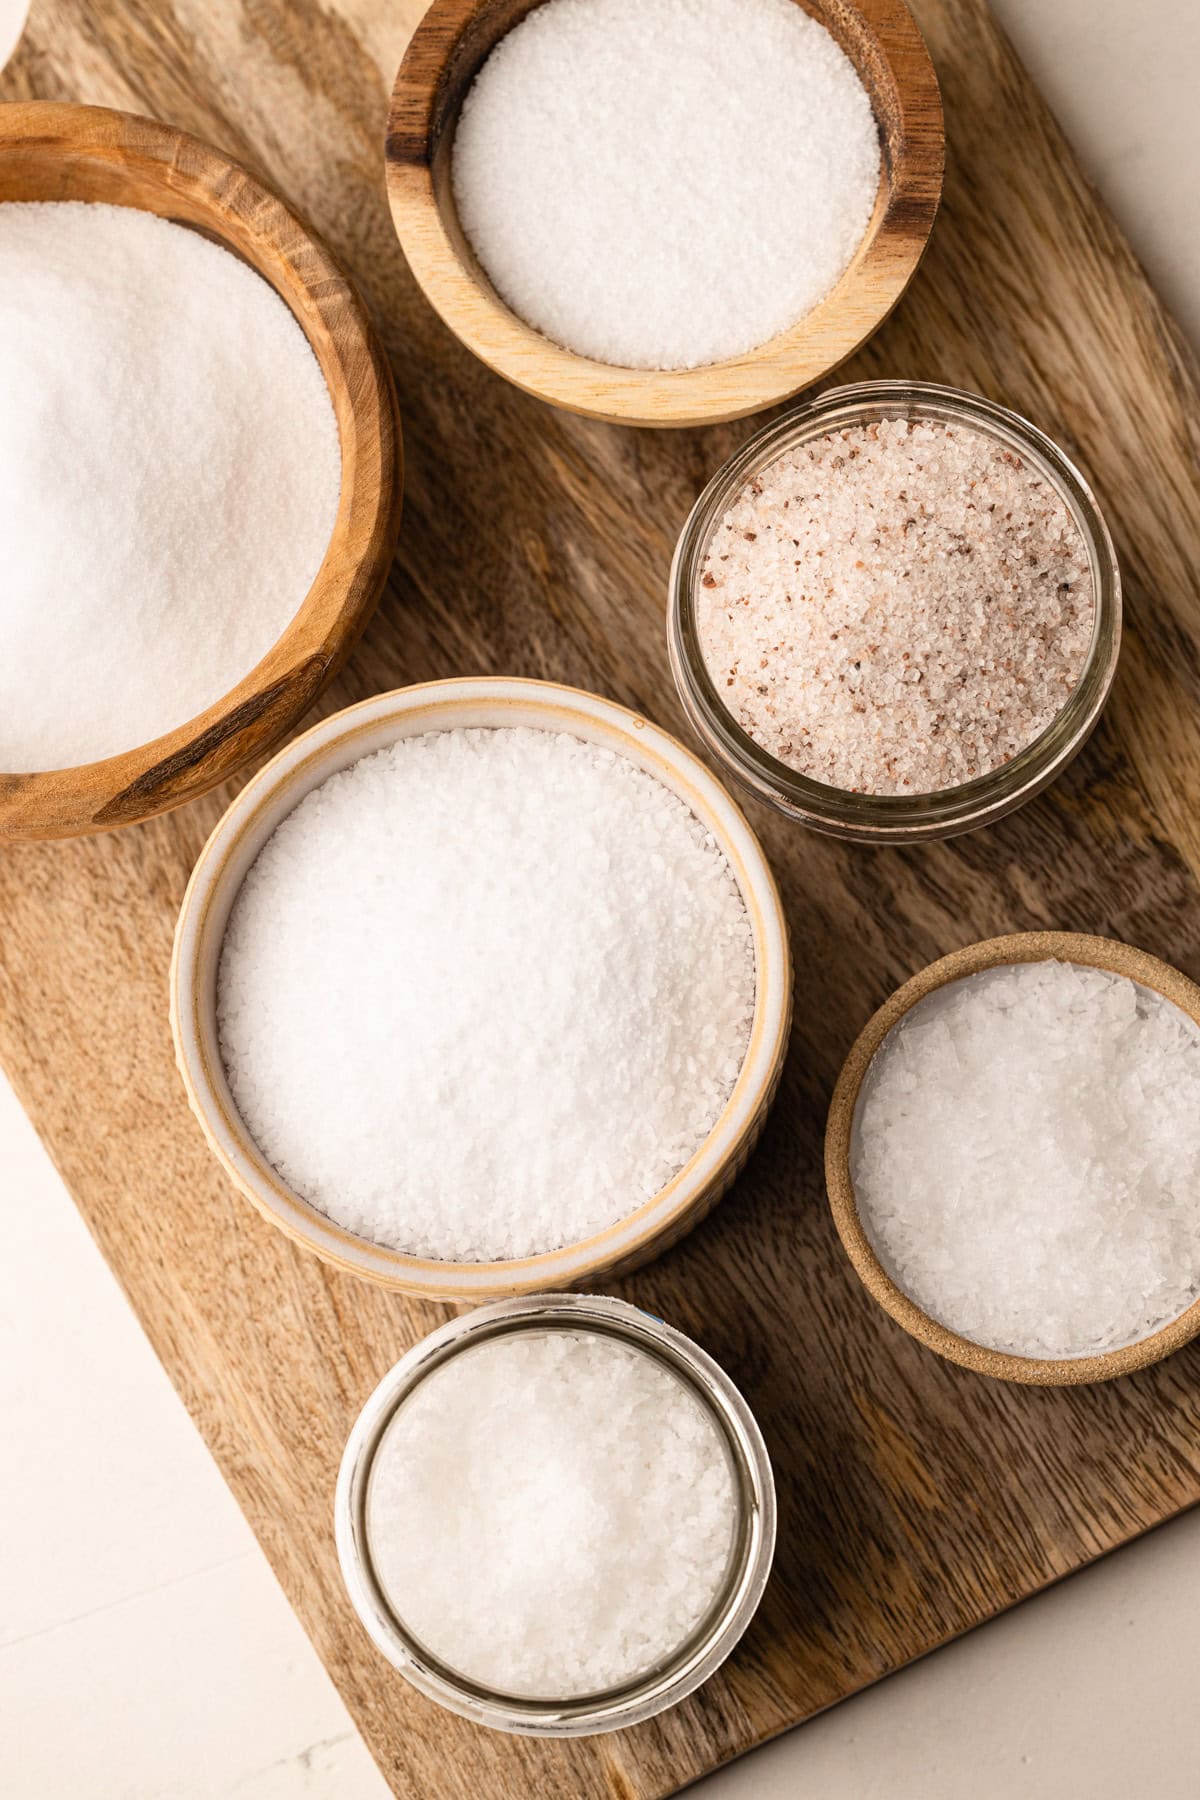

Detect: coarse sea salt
698,416,1095,796
452,0,880,370
851,960,1200,1359
0,200,340,772
367,1329,737,1696
218,726,756,1261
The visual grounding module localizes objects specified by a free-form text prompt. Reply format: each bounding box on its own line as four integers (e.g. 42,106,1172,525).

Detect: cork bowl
825,933,1200,1386
0,101,402,841
171,677,793,1301
385,0,943,427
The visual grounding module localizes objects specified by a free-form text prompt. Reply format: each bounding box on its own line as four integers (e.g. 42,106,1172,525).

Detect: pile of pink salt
697,415,1094,796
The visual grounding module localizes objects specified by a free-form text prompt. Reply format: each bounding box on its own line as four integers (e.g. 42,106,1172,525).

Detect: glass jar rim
668,380,1122,842
334,1293,776,1737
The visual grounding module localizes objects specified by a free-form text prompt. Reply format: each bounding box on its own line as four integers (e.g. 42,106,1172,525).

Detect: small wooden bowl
385,0,943,427
0,101,402,840
825,933,1200,1386
171,677,793,1301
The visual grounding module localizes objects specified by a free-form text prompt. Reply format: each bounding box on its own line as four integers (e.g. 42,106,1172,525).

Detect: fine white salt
218,726,756,1261
851,960,1200,1359
452,0,881,370
0,201,341,772
367,1328,738,1696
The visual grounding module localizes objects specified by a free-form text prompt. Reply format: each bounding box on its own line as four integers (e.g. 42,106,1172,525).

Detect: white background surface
4,0,1200,1795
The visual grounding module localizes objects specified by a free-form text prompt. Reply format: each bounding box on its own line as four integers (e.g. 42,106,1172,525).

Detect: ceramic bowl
171,676,792,1299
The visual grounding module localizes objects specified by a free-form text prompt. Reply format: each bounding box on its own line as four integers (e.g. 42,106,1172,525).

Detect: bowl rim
383,0,944,427
824,931,1200,1385
0,99,402,839
334,1293,777,1735
170,675,793,1298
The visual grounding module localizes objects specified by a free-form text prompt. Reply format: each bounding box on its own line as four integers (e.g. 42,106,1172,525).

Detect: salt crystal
0,201,340,771
217,726,756,1260
851,960,1200,1358
366,1328,737,1696
698,416,1095,796
451,0,880,371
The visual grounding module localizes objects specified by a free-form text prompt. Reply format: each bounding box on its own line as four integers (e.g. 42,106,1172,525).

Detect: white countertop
5,1,1200,1794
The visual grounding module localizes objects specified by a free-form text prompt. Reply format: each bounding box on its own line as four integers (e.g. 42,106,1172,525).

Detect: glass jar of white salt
669,381,1121,843
335,1294,775,1736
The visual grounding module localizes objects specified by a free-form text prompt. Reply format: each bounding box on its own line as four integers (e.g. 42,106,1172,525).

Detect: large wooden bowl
0,102,402,840
385,0,943,427
171,677,793,1301
825,933,1200,1386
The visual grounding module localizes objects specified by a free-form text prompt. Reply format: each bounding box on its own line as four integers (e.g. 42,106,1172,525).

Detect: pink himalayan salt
697,416,1094,796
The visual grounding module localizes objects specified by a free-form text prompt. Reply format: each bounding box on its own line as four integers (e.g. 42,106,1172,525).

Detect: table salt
0,201,340,771
698,417,1094,795
451,0,880,370
851,961,1200,1359
217,726,756,1261
366,1329,737,1696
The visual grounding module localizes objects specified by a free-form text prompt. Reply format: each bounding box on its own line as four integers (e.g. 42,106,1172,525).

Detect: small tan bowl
385,0,943,427
825,932,1200,1386
170,677,793,1301
0,101,402,840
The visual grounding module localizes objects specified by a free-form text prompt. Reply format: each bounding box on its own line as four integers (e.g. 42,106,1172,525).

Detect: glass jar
668,380,1122,844
335,1293,776,1737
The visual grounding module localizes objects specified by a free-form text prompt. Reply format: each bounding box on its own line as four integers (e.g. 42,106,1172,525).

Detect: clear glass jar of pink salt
668,381,1121,844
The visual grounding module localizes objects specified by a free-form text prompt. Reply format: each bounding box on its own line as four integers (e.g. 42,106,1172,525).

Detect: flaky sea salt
851,960,1200,1359
367,1328,737,1696
218,726,756,1261
698,417,1094,795
0,201,340,772
452,0,880,370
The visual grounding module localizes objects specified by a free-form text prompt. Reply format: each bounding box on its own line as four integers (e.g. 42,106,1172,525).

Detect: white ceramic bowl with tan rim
171,677,792,1300
825,932,1200,1386
385,0,943,427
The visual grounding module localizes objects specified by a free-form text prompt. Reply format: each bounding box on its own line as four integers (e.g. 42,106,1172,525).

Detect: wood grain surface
2,0,1200,1795
384,0,943,425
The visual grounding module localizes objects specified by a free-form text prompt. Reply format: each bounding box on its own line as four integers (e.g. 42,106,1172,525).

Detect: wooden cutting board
3,1,1200,1795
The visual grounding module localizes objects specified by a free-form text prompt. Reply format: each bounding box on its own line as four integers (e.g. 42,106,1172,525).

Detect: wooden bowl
171,677,793,1300
0,101,402,840
825,933,1200,1386
385,0,943,427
